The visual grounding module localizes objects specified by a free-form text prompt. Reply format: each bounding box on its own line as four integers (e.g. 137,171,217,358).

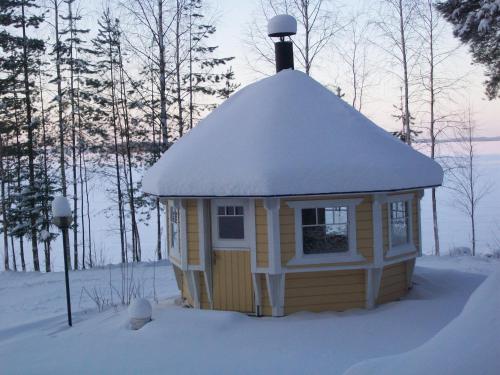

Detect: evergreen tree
92,9,127,263
0,0,45,271
436,0,500,99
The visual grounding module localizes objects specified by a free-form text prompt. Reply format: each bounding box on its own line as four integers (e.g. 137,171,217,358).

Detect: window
211,199,253,249
301,207,349,254
287,199,365,265
390,201,409,247
168,202,181,262
170,206,180,249
385,194,415,257
217,205,245,239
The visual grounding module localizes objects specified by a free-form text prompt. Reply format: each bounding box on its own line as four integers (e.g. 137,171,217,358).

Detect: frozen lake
1,140,499,271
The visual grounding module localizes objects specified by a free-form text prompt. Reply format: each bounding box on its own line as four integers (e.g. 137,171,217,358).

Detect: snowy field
0,256,499,374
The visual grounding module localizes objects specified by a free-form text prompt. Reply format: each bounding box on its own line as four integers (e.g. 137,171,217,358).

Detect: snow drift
344,269,500,375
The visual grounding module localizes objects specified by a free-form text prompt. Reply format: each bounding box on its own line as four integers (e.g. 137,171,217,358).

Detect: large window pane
302,208,316,225
390,201,409,247
302,206,349,254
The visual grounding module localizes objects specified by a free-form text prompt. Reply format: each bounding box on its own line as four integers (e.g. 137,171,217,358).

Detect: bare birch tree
446,109,491,256
415,0,462,256
335,13,374,112
373,0,419,145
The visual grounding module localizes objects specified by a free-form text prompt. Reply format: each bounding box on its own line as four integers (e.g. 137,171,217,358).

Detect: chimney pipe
274,40,294,72
268,15,297,73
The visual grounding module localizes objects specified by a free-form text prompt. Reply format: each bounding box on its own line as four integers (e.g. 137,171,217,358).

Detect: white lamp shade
52,196,72,218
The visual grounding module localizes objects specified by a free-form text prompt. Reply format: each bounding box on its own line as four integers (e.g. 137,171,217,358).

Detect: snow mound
129,298,152,320
142,70,443,197
51,196,72,217
344,269,500,375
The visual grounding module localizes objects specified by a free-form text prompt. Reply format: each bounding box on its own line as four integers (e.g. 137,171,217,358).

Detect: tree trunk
67,0,79,270
54,0,67,196
175,0,184,137
0,135,10,271
7,178,17,271
107,23,126,264
39,64,52,272
117,40,140,262
10,234,17,271
399,0,411,146
13,105,25,272
158,0,169,151
428,2,439,256
83,151,92,267
21,1,39,271
76,74,86,269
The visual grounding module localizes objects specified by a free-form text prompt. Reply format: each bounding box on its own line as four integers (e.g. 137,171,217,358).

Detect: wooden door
212,250,254,313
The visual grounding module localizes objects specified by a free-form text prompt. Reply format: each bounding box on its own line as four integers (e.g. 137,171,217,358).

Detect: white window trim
385,194,416,258
286,198,365,265
211,198,253,250
167,200,182,263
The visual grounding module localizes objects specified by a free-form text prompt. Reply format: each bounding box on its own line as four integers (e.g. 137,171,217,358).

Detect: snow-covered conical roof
142,70,443,197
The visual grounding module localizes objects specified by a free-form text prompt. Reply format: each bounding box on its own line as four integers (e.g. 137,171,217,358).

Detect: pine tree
0,0,45,271
436,0,500,99
93,9,127,263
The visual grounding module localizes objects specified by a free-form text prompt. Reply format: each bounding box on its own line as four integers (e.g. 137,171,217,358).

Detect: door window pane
217,205,245,240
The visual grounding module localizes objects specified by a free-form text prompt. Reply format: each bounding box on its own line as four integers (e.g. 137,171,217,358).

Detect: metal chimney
267,15,297,73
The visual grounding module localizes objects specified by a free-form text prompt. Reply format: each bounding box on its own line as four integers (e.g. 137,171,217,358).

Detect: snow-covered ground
0,256,498,374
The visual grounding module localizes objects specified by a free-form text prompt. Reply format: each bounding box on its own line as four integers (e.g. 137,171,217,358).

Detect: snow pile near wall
344,269,500,375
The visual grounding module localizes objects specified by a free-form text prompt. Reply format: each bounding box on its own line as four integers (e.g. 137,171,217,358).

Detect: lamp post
52,196,73,327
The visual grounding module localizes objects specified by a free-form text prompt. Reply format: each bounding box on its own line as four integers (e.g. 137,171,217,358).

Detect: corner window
287,199,365,265
386,194,415,257
168,202,181,261
301,207,349,254
211,199,253,249
390,201,409,247
170,206,180,249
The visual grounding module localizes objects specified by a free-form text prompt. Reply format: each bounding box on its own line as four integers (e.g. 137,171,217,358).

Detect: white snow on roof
142,70,443,197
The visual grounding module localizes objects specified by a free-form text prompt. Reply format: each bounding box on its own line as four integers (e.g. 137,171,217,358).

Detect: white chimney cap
268,14,297,38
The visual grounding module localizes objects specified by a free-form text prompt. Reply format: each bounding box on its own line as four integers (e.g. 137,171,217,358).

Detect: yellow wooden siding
212,250,254,313
181,272,193,306
376,261,408,304
284,270,365,314
186,199,200,266
199,273,211,309
356,197,373,261
280,195,373,267
280,201,296,265
255,200,269,268
259,274,273,316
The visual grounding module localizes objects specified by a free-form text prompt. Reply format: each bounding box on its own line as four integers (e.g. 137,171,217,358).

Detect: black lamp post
52,196,73,327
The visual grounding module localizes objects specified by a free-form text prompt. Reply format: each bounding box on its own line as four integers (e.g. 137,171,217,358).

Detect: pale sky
210,0,499,137
81,0,499,137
